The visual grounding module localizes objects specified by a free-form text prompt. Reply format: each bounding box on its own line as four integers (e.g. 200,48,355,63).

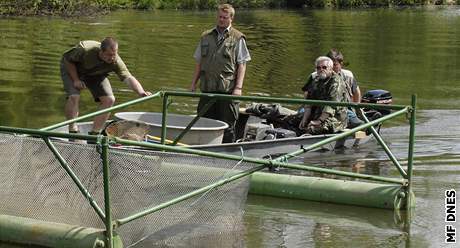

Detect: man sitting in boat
326,49,363,128
299,56,348,135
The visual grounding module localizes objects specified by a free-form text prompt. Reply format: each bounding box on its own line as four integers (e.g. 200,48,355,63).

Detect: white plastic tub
114,112,229,145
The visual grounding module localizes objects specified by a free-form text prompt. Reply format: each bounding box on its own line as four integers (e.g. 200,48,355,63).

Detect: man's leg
90,78,115,133
198,96,237,143
347,109,363,128
197,96,217,119
306,118,340,135
85,77,115,133
61,61,81,133
218,99,239,143
92,95,115,132
65,95,80,132
306,123,328,135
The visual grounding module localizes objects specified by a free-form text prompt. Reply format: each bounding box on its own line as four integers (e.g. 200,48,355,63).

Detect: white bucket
114,112,229,145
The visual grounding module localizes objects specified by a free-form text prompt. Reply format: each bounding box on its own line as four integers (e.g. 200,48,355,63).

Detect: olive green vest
199,27,245,93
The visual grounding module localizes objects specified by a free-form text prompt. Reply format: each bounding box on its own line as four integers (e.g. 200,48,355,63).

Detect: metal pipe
40,92,162,131
42,138,106,221
172,98,216,146
101,136,114,248
406,95,417,210
0,126,98,141
359,109,408,179
271,136,406,185
161,94,169,145
164,91,407,111
278,163,404,184
113,137,405,184
115,165,266,227
278,107,410,161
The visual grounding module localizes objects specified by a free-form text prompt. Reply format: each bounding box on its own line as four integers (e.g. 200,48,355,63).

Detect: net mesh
0,133,254,247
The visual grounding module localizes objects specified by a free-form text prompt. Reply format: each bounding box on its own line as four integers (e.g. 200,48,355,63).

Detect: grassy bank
0,0,458,16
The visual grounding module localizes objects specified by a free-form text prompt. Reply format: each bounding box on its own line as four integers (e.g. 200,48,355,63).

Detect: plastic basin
114,112,229,145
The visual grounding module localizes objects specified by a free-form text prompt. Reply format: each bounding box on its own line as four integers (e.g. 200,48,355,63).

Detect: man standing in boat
190,3,251,143
299,56,348,134
61,37,151,135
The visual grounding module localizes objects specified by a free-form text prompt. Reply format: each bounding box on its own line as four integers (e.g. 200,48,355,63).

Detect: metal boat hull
191,133,366,157
51,121,368,158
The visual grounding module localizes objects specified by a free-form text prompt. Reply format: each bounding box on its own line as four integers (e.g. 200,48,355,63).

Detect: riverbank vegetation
0,0,458,16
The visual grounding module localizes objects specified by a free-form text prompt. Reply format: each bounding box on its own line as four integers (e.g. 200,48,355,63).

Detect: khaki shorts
61,63,114,102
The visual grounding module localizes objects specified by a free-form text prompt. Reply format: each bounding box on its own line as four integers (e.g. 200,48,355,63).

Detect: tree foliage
0,0,456,16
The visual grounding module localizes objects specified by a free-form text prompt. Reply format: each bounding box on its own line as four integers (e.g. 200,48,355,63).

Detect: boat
45,88,405,211
191,131,367,157
51,89,393,158
51,113,369,158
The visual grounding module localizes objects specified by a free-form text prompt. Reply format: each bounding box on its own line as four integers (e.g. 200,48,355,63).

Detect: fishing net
0,133,255,247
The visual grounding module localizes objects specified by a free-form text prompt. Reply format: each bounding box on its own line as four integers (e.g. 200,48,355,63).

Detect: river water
1,7,459,247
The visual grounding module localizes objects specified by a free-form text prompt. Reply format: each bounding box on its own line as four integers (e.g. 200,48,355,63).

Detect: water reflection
0,7,459,128
1,7,460,248
245,195,411,247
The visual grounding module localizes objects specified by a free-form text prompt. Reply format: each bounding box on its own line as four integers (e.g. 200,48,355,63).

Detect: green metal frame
0,90,416,247
171,98,216,146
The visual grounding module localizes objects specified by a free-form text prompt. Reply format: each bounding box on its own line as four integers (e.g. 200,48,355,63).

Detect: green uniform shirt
62,40,132,81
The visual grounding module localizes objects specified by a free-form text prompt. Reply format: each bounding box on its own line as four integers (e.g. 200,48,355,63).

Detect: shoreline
1,0,458,17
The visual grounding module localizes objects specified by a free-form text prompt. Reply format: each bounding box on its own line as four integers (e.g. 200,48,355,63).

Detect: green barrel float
249,172,415,210
0,214,123,248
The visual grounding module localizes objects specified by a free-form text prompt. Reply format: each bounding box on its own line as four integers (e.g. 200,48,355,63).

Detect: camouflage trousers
306,117,347,135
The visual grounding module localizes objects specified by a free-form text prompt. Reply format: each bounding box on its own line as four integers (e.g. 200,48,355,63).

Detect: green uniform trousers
197,96,239,143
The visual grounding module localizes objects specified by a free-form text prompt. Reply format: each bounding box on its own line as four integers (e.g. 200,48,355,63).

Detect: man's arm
232,37,250,96
124,76,151,97
190,63,201,92
299,76,313,128
353,85,362,103
232,63,246,96
63,58,85,90
299,105,312,129
302,73,315,99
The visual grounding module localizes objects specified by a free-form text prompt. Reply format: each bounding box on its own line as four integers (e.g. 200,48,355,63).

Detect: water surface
0,7,459,247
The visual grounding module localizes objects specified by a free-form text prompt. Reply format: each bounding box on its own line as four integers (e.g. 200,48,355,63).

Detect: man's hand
299,106,312,129
139,91,152,97
191,63,201,92
73,80,86,90
308,120,322,127
299,118,307,129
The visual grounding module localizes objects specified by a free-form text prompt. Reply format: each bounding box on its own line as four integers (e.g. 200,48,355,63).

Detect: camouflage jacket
302,72,348,133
